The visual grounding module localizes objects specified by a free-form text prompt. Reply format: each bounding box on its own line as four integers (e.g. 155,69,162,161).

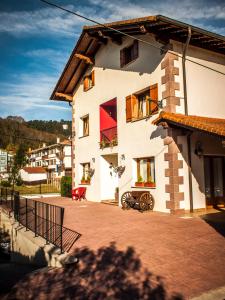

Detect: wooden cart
121,190,154,212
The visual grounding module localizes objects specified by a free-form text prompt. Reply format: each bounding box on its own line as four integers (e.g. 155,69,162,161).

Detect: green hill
0,117,72,151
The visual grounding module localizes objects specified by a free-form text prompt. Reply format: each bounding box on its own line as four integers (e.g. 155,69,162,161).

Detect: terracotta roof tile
22,167,46,174
153,112,225,138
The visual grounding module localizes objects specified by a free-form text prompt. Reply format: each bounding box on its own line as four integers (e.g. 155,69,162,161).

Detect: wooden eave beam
55,92,73,101
75,53,95,65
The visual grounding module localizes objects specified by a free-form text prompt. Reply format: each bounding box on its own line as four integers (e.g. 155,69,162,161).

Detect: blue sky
0,0,225,121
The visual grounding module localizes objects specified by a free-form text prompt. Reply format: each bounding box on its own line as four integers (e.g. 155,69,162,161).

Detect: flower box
135,182,145,187
144,182,156,188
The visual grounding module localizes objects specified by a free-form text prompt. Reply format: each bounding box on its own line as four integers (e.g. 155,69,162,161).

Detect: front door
204,156,225,207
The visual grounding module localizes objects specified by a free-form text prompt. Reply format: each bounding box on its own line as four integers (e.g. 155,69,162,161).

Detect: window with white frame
80,115,89,137
135,157,155,186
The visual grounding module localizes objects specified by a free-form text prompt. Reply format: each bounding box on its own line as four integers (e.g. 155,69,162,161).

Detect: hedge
61,176,72,197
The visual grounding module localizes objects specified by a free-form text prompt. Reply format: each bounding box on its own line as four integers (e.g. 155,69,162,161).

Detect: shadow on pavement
6,242,184,300
200,208,225,238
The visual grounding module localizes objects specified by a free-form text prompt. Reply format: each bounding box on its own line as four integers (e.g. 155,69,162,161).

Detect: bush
61,176,72,197
1,180,11,187
15,175,23,186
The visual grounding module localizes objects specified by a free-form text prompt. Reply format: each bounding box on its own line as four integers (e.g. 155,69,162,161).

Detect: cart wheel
139,192,151,211
121,192,132,209
148,194,155,211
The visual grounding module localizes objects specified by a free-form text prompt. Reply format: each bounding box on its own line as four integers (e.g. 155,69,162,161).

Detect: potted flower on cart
135,175,145,187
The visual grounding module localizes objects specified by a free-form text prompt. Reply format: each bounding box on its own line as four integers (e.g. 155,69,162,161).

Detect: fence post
45,204,49,244
34,201,37,237
60,207,64,253
25,198,28,231
14,192,20,221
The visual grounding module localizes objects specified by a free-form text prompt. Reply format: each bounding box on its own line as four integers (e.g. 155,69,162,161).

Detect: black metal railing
0,187,81,253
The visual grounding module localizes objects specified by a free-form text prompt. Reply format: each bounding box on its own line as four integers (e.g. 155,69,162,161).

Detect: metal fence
0,187,81,253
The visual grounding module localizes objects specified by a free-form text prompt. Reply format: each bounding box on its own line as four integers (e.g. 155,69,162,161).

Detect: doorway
100,154,118,201
204,156,225,207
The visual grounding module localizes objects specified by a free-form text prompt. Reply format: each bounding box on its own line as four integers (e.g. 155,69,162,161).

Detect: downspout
182,26,191,116
182,27,194,212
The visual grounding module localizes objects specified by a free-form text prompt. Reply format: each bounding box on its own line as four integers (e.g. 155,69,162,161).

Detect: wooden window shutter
131,94,138,120
126,95,138,122
120,48,126,68
91,70,95,87
132,40,139,61
149,84,158,114
126,95,132,122
83,77,88,91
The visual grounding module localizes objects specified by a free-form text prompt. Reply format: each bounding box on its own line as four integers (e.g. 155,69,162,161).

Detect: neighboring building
0,149,13,180
28,139,72,179
20,167,47,185
50,15,225,214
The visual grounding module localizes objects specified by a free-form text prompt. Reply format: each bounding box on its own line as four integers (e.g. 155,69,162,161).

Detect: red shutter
120,48,126,68
150,84,158,114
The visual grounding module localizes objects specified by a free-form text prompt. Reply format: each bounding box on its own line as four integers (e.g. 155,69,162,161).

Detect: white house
50,15,225,214
20,167,47,185
28,139,72,179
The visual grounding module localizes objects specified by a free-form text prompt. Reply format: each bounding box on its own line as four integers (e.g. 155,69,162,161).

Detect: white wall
74,35,170,212
20,170,47,182
173,41,225,118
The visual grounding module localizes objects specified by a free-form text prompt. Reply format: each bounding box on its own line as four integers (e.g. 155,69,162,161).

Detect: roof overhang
153,112,225,139
51,15,225,102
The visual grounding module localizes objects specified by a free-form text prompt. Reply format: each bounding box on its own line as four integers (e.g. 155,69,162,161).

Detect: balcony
100,126,118,149
100,98,117,149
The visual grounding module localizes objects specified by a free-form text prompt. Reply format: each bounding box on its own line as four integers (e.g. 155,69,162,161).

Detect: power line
40,0,225,76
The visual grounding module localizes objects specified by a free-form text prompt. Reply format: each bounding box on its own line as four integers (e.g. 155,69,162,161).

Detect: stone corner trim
161,52,180,113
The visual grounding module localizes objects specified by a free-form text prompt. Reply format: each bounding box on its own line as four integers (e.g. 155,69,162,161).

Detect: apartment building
28,139,72,179
0,149,13,179
50,15,225,214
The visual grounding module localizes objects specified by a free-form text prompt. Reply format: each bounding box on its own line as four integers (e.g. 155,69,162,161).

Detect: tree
9,145,27,188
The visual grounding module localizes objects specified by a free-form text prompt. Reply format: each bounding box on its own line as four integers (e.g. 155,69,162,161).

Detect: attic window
120,40,139,67
83,71,95,92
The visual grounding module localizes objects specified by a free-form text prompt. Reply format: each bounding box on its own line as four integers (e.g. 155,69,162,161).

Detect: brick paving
11,197,225,299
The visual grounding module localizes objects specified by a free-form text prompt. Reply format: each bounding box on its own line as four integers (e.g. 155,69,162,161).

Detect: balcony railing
100,126,117,149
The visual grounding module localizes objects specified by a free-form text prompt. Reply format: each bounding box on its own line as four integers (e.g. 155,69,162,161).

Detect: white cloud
0,73,70,117
1,0,224,37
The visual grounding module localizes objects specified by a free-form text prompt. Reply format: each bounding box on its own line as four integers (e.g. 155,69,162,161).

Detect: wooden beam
75,53,94,65
55,92,73,101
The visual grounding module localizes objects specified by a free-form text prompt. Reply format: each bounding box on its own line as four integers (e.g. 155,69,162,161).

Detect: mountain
0,117,72,151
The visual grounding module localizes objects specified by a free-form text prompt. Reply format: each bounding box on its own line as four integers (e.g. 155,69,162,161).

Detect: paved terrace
9,197,225,300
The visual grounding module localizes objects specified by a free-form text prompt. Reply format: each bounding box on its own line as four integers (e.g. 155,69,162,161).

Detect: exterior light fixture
195,141,203,157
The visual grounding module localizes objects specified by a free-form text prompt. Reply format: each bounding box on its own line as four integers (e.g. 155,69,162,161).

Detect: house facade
28,139,72,179
20,167,47,185
0,149,13,180
51,15,225,214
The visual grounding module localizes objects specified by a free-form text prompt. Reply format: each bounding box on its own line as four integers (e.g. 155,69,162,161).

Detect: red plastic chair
72,187,87,201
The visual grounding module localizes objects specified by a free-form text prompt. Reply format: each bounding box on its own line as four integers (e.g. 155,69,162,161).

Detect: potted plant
86,175,91,184
144,181,156,188
99,138,108,149
144,176,156,187
81,175,86,184
135,175,145,187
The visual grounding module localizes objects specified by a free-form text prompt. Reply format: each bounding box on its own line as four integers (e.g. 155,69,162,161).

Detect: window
83,71,95,91
135,157,155,187
80,115,89,137
81,162,91,184
126,84,158,122
120,40,138,67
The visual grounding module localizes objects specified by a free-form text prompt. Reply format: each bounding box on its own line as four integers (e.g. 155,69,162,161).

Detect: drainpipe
182,27,193,212
182,26,191,116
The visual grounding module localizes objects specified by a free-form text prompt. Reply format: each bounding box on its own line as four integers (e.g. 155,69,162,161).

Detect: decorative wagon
121,191,154,212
